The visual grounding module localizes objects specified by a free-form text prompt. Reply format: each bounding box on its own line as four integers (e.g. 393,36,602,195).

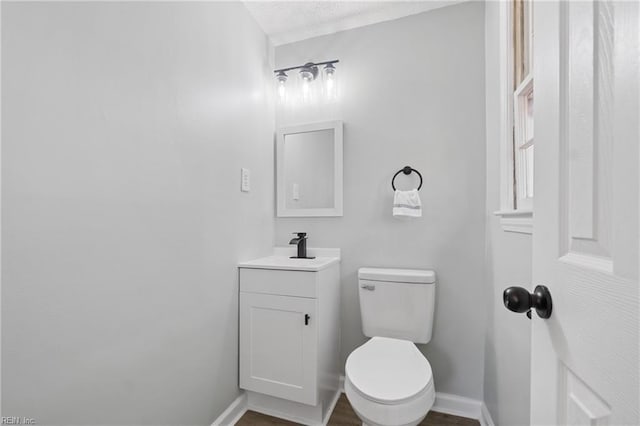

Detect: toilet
345,267,437,426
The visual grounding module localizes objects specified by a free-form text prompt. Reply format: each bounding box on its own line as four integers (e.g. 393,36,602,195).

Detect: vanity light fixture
274,60,339,103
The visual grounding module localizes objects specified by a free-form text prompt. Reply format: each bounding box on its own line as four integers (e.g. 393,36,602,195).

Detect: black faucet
289,232,315,259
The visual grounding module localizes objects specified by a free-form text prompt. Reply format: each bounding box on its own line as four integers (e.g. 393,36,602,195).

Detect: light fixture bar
273,59,339,74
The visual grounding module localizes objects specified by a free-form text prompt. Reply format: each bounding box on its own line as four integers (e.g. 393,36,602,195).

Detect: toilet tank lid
358,267,436,284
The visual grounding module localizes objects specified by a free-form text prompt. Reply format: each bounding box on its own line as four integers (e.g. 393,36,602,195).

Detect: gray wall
482,2,532,424
274,2,487,400
1,2,274,424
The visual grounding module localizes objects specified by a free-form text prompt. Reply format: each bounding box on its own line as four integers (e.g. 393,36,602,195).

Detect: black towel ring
391,166,423,191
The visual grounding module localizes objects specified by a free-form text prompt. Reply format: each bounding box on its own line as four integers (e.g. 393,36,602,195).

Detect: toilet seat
345,337,433,405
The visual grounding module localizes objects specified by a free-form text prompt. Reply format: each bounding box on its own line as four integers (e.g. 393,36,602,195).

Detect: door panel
561,0,614,268
533,1,639,425
563,369,611,425
239,292,317,405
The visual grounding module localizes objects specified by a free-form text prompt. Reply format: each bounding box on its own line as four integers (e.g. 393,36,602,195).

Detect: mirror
276,121,343,217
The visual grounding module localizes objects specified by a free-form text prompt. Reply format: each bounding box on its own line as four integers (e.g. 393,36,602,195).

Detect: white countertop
238,247,340,272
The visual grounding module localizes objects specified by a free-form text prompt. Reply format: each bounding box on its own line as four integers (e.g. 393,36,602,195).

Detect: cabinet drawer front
240,268,317,298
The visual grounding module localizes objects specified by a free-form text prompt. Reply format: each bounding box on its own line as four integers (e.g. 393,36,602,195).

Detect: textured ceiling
243,1,468,46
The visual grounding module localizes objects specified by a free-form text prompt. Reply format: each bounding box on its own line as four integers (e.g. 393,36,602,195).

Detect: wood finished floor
235,394,480,426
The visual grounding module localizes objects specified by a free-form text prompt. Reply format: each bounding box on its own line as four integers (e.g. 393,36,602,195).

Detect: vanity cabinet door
239,292,318,405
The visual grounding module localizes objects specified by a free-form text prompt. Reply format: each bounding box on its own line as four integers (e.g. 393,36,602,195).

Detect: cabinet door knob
305,314,310,325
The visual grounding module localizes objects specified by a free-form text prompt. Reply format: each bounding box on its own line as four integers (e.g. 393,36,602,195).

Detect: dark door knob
503,285,553,319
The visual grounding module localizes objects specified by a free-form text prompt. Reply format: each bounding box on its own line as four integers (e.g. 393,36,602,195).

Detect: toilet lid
346,337,433,405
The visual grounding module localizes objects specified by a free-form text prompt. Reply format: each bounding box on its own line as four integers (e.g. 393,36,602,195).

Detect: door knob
503,285,553,319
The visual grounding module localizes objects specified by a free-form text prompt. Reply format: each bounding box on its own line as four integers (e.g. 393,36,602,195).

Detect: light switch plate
241,168,250,192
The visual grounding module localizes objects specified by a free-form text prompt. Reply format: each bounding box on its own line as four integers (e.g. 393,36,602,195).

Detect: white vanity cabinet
238,250,340,425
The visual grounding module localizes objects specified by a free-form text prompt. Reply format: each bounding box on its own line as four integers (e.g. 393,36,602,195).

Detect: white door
531,1,639,425
239,292,318,405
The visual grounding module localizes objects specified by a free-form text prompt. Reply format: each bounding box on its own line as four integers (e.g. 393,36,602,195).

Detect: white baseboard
215,380,489,426
211,393,247,426
480,403,495,426
431,392,482,421
323,389,342,425
213,390,340,426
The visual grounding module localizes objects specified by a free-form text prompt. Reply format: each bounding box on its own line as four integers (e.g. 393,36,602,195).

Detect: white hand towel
393,189,422,218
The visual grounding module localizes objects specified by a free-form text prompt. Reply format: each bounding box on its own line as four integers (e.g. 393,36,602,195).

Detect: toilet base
345,376,434,426
355,408,426,426
359,414,426,426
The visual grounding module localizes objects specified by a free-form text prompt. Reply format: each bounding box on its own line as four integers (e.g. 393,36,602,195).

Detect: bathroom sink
238,247,340,272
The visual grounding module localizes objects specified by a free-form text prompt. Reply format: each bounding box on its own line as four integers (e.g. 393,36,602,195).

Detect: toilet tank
358,267,436,344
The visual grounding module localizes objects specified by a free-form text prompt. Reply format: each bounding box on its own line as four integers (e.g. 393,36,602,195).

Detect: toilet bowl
346,268,437,426
345,337,435,426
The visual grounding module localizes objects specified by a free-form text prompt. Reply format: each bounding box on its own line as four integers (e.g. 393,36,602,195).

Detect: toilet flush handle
361,284,376,291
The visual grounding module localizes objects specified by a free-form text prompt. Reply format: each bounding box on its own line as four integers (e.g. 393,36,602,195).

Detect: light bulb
299,64,318,103
323,63,337,100
277,80,286,101
275,71,287,103
301,76,311,102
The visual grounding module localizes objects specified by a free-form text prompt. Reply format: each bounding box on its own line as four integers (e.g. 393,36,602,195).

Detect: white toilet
345,267,437,426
